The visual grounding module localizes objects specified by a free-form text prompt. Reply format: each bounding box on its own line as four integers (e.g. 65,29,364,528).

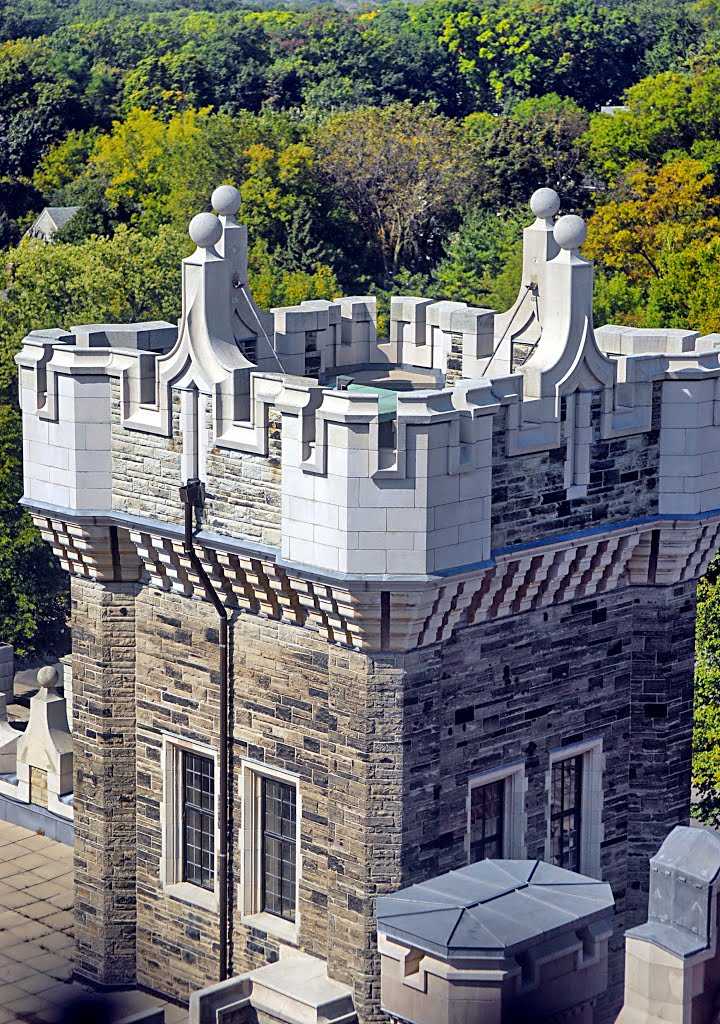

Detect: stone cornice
25,499,720,652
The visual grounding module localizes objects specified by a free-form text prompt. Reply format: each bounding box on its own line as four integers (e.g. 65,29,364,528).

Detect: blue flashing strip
20,496,720,585
490,508,720,560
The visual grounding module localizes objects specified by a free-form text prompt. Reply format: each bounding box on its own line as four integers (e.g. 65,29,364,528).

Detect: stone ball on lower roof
37,665,59,689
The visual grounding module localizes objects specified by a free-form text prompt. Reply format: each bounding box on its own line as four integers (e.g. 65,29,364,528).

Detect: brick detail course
30,514,140,582
30,766,48,808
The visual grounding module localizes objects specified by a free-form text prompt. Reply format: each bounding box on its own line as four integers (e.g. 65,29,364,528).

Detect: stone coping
0,790,73,845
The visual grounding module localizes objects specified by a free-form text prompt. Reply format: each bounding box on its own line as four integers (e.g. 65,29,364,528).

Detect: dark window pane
469,779,505,863
261,777,297,921
550,755,583,872
182,751,215,890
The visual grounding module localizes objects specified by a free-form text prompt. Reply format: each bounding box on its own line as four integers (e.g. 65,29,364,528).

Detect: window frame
240,759,301,944
260,775,297,922
160,734,220,912
181,749,216,892
546,739,604,879
549,753,584,872
466,762,526,863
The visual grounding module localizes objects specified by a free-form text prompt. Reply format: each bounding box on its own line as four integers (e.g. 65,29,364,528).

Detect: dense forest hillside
2,0,720,813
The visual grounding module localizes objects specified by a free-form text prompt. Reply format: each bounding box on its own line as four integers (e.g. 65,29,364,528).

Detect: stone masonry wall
126,573,693,1021
72,575,139,985
111,382,184,527
626,580,697,920
64,551,697,1024
204,408,282,548
396,579,694,1019
135,586,222,1000
111,382,282,545
490,385,662,552
133,588,404,1019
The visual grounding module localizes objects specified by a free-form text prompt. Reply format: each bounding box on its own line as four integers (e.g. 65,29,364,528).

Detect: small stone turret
618,827,720,1024
377,859,614,1024
16,665,73,819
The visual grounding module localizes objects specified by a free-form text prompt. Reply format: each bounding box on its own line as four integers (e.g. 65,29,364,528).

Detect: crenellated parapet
16,184,720,649
278,382,493,575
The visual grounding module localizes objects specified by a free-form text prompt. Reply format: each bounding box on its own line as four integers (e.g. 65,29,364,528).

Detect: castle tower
16,186,718,1019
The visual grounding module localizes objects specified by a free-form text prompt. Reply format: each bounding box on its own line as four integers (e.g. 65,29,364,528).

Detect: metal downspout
180,479,230,982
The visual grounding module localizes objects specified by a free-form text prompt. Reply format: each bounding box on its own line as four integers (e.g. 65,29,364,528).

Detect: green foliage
33,129,99,195
694,557,720,826
0,37,91,178
585,156,720,329
465,94,590,212
249,239,340,309
0,225,191,334
316,101,480,283
583,62,720,185
434,206,525,310
0,402,69,659
439,0,645,110
592,270,645,328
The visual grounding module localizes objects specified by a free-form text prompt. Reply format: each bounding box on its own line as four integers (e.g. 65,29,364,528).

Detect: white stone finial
189,212,223,250
37,665,59,690
554,214,588,252
530,188,561,221
212,185,241,218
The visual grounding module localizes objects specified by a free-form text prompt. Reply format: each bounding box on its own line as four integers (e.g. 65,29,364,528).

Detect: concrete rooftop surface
0,820,187,1024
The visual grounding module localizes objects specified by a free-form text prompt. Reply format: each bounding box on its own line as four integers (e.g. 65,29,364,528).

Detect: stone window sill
241,911,299,945
164,881,219,913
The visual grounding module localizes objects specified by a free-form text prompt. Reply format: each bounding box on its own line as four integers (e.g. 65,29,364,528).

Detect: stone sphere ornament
37,665,59,689
553,214,588,251
212,185,241,218
530,187,561,221
189,212,223,250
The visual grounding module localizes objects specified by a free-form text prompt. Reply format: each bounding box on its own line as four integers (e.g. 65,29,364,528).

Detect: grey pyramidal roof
376,859,614,962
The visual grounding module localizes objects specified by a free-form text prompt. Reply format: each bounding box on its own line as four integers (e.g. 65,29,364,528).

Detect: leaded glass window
261,777,297,921
469,779,505,862
550,755,583,871
182,751,215,890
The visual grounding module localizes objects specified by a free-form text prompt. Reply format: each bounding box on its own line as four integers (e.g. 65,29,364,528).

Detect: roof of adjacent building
26,207,81,239
40,207,81,229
